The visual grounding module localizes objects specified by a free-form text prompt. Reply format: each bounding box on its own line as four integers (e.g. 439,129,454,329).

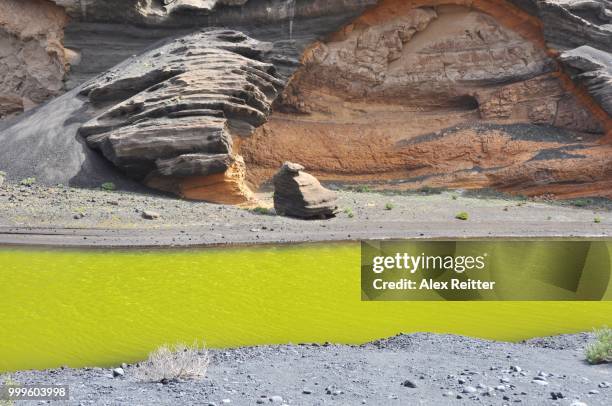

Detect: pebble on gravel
112,367,124,377
401,379,417,388
142,210,161,220
551,392,564,400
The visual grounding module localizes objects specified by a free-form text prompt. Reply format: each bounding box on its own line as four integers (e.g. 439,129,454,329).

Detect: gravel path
0,182,610,247
7,333,611,405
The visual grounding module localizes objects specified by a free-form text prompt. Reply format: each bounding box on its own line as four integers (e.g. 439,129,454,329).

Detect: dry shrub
135,342,209,382
585,327,612,364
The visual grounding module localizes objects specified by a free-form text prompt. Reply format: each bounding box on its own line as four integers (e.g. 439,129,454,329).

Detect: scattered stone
273,162,338,219
588,390,599,394
269,396,283,403
112,367,124,377
401,379,417,388
325,385,343,396
463,386,478,394
570,402,588,406
510,366,522,372
302,389,312,394
73,213,85,219
142,210,160,220
551,392,564,400
599,382,610,388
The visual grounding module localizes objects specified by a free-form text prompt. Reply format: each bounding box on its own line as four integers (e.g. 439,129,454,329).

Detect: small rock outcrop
273,162,338,219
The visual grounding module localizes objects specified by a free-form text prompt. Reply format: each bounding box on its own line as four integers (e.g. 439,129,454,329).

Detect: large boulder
273,162,338,219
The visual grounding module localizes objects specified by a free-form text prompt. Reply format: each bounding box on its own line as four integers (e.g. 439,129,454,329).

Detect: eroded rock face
1,0,611,201
240,0,612,199
51,0,250,19
0,0,69,118
559,46,612,118
273,162,338,219
78,30,283,203
0,30,281,202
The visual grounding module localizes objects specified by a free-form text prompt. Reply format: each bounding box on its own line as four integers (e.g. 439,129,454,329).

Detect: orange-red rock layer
238,0,611,200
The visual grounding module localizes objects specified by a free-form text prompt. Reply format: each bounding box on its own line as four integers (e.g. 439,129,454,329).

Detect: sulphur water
1,243,611,372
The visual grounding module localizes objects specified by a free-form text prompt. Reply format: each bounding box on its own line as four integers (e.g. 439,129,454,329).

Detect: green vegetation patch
250,207,273,216
585,327,612,364
455,212,469,221
101,182,116,191
19,177,36,186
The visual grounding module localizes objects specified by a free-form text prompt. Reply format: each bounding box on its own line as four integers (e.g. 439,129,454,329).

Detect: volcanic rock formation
273,162,338,219
0,30,284,202
0,0,611,201
239,0,612,198
77,30,284,203
0,0,69,118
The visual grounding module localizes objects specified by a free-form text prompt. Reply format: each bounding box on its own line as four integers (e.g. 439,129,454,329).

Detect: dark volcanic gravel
7,333,611,405
0,181,610,247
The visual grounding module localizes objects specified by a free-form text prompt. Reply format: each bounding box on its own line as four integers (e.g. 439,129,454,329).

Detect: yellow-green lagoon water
1,243,611,372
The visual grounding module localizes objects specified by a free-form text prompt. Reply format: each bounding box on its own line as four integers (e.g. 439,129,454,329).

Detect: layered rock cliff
78,30,283,203
0,0,69,118
240,1,612,198
0,0,610,201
